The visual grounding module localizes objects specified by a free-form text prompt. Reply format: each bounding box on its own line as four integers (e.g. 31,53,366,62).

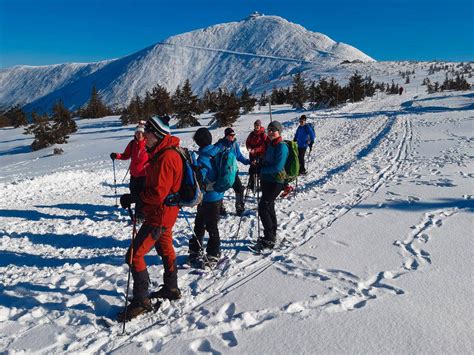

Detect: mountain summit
0,14,374,112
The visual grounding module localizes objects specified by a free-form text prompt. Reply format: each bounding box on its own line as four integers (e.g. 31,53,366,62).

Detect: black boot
117,297,153,322
149,286,182,301
235,192,245,216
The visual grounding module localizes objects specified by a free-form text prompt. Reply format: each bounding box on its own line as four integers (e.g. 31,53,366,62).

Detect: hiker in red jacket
110,124,148,221
117,116,183,322
246,119,268,192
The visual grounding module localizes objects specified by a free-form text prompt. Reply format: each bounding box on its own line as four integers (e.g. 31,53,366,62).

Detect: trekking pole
121,166,130,183
295,175,298,198
112,160,118,207
121,211,138,335
180,209,217,274
256,178,261,240
306,147,312,173
234,177,252,238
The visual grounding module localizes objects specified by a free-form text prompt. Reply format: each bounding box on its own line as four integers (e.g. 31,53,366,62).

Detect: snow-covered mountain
0,14,374,113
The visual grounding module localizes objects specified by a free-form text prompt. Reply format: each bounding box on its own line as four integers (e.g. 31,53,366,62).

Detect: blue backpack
162,147,203,208
204,147,238,193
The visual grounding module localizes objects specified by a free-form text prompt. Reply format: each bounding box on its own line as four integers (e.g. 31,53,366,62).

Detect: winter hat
254,119,262,126
300,114,307,121
145,115,171,138
193,127,212,148
224,127,235,137
135,125,145,134
267,121,283,133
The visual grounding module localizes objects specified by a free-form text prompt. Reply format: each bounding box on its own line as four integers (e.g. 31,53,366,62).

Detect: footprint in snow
190,338,222,355
221,331,238,347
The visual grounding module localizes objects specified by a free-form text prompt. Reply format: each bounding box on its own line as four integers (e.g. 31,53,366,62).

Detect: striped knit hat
145,115,171,138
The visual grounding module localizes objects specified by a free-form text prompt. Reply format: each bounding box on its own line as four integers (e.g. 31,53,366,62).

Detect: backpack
305,123,315,141
206,147,238,193
284,140,300,182
160,147,203,208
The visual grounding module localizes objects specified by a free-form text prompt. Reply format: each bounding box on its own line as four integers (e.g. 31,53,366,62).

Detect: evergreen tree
258,92,267,106
363,75,376,97
239,87,257,114
290,73,307,109
214,91,240,127
120,95,143,125
142,91,154,120
173,80,201,128
6,105,28,128
326,78,342,107
346,71,365,102
51,100,77,138
202,88,219,112
150,84,173,116
0,112,10,128
80,85,111,118
24,112,56,151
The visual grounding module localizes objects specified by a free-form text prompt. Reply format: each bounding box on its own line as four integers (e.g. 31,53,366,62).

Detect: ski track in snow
0,93,472,353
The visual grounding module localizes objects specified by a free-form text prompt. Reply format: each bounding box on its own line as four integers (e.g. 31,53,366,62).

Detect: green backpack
284,140,300,182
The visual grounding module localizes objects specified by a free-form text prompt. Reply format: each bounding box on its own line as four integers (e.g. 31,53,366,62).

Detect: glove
110,153,117,160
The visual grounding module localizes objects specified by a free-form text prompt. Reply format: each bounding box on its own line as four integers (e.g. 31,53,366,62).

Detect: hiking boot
249,239,274,254
150,286,182,301
203,254,221,268
280,185,294,198
187,252,202,268
116,297,153,322
236,205,245,216
235,193,245,216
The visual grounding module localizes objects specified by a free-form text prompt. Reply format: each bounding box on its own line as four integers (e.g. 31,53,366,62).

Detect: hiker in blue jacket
215,127,250,216
251,121,289,252
293,114,315,175
189,127,225,266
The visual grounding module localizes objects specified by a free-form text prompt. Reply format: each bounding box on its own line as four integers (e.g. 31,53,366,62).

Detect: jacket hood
200,144,219,156
150,134,180,155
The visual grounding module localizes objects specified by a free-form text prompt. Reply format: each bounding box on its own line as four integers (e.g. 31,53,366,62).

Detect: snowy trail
1,92,473,353
88,103,418,352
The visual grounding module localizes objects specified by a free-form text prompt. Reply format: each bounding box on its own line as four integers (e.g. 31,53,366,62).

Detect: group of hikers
110,114,315,321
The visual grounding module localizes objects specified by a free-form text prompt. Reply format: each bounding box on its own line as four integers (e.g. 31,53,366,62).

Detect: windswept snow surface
0,91,473,353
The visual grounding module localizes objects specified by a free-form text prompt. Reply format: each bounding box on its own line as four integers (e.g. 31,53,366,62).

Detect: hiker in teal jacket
215,127,250,216
253,120,289,252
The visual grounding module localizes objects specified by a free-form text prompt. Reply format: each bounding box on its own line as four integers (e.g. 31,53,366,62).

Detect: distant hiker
246,119,268,192
293,114,315,175
251,121,289,252
110,123,148,221
118,115,182,321
188,127,224,267
399,86,404,95
215,127,250,216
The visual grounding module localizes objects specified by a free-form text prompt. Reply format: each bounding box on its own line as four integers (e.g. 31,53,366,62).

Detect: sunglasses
268,128,278,132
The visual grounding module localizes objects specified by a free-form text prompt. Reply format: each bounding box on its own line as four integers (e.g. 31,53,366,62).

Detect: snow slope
0,88,473,353
1,14,374,113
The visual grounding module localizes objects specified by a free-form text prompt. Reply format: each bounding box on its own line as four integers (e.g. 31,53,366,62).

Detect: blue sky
0,0,472,68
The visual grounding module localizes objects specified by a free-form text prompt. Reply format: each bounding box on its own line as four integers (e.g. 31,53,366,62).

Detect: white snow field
0,90,473,353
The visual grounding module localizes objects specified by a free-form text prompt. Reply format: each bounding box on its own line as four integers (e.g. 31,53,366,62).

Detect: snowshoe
202,254,221,269
149,286,182,301
116,297,154,322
